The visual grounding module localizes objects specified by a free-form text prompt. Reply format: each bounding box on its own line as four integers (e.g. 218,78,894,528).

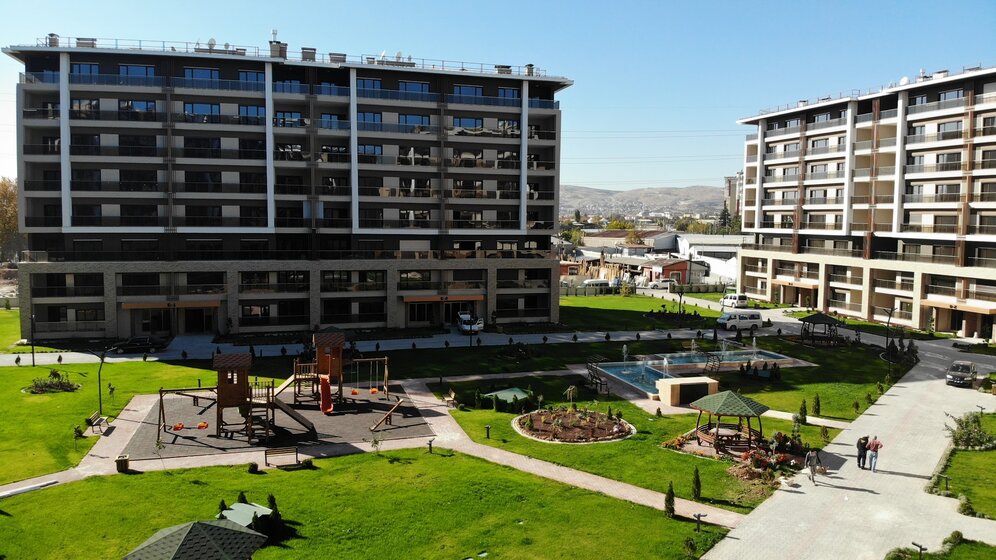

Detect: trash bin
115,454,129,473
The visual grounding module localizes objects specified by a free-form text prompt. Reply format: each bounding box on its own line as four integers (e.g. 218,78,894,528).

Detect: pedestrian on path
804,449,822,485
866,436,883,472
856,435,869,469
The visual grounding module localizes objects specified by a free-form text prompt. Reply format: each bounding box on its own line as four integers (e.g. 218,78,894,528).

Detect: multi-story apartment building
6,36,570,340
738,66,996,341
723,173,742,216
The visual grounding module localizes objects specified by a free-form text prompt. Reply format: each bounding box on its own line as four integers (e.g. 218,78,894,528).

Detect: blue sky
1,0,993,189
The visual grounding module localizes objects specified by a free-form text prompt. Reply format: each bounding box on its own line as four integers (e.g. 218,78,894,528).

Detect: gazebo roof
124,519,265,560
689,391,769,417
798,312,844,326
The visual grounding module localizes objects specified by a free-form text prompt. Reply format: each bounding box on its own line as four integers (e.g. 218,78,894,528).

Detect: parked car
721,293,749,308
647,279,675,290
109,336,165,354
945,361,978,387
457,312,484,334
717,311,763,332
580,279,609,288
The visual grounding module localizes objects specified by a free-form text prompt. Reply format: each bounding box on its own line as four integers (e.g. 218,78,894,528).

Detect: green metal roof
482,388,531,403
217,502,273,528
798,312,844,326
124,519,265,560
689,391,769,417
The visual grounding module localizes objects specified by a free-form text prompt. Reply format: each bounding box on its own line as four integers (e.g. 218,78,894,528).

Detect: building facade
723,173,742,216
7,36,570,339
737,66,996,341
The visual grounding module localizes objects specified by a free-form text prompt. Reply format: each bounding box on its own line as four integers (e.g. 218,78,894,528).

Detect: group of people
802,435,884,485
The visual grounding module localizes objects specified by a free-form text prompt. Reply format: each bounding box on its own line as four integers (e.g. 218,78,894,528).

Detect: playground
122,331,433,461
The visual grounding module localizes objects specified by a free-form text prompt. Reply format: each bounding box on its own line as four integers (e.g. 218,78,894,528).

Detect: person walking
804,448,822,485
856,435,869,469
867,436,884,472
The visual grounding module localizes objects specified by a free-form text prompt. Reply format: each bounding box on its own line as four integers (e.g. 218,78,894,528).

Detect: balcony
176,182,266,194
449,94,519,107
321,282,387,292
174,216,267,227
904,162,965,174
316,217,352,228
357,88,441,103
71,216,168,227
272,82,309,94
764,150,800,161
765,126,801,137
970,257,996,268
807,117,846,131
239,283,309,294
20,248,557,263
745,286,766,295
356,122,441,135
906,130,968,144
316,119,351,131
827,300,861,312
275,217,310,228
34,321,106,333
497,279,550,289
358,218,441,229
175,113,265,126
23,144,61,155
976,159,996,170
902,193,963,203
31,286,104,298
799,222,842,230
760,198,796,207
180,147,265,159
907,97,967,115
320,313,388,324
117,285,169,296
398,281,444,291
877,251,956,265
969,225,996,235
69,145,166,157
24,216,62,227
445,281,488,290
23,180,61,191
314,84,350,97
746,155,757,163
21,71,59,84
801,246,863,257
899,223,958,234
744,265,767,273
971,192,996,202
71,181,166,192
746,133,758,141
926,284,957,297
804,196,842,205
173,78,264,92
174,284,227,295
761,174,799,184
828,274,863,285
759,222,794,229
239,315,309,327
873,279,914,292
968,289,996,302
805,171,843,181
741,243,794,253
69,73,163,87
808,144,845,155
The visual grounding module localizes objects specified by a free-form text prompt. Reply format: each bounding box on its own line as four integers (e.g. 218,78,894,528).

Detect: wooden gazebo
689,391,769,450
798,312,845,345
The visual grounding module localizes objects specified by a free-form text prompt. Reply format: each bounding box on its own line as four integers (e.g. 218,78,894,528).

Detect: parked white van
457,312,484,334
580,279,610,288
717,311,763,332
720,293,749,308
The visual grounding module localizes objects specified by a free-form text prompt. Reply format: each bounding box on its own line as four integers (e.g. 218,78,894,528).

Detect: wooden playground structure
156,332,407,449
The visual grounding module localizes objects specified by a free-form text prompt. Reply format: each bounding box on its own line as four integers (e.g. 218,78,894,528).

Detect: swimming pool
649,350,785,364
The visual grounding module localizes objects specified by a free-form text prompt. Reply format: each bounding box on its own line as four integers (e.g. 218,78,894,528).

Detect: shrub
692,466,701,500
301,458,314,469
683,537,697,557
181,350,188,360
944,411,996,449
247,462,259,474
14,355,20,366
73,425,85,439
3,298,9,310
655,407,662,417
812,394,821,416
218,499,228,513
664,481,675,518
944,531,964,546
142,352,149,362
666,332,672,340
237,491,249,504
280,346,287,356
798,400,807,425
876,382,884,395
525,415,534,431
820,426,830,443
852,401,860,414
865,393,874,405
604,332,610,341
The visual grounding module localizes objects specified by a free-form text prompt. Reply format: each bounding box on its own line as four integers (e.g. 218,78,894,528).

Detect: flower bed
514,407,634,444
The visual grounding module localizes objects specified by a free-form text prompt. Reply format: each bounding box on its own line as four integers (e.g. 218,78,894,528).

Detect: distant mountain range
559,185,725,218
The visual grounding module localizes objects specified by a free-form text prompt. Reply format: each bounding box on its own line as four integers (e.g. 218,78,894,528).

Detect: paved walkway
704,337,996,559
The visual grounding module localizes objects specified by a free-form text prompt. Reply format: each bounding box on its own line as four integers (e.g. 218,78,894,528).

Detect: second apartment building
738,66,996,341
8,36,571,339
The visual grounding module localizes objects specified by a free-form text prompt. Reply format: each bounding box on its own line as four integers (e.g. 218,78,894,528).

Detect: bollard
938,474,950,491
428,438,434,454
485,425,491,439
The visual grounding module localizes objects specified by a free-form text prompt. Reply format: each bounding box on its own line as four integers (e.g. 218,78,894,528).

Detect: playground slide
318,375,334,414
272,398,316,434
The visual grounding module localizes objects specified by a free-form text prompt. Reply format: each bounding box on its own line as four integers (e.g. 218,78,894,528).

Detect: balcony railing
21,71,59,84
316,119,351,131
174,216,267,227
321,282,387,292
873,279,914,292
23,180,61,191
766,125,801,136
805,171,843,181
827,300,861,312
906,131,968,144
238,282,309,293
764,150,800,161
180,147,266,159
497,279,550,289
762,174,799,183
117,285,169,296
968,290,996,302
746,133,758,141
745,286,765,295
34,320,105,333
905,162,965,174
176,182,266,194
977,159,996,170
902,193,963,203
799,222,842,230
23,144,61,155
320,313,388,324
828,274,863,285
741,243,794,253
357,88,441,103
24,216,62,227
759,222,793,229
69,73,163,87
357,122,441,135
174,284,227,295
807,117,846,130
907,97,967,114
175,113,265,125
926,284,957,297
239,315,309,327
877,251,957,264
19,248,556,263
801,246,863,257
31,286,104,298
71,216,168,227
808,144,845,155
760,198,796,206
314,84,350,97
970,257,996,268
969,225,996,235
899,223,958,234
744,265,767,273
173,78,265,92
69,145,166,157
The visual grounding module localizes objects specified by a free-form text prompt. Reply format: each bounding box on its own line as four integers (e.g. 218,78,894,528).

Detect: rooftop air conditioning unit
269,41,287,58
46,33,59,47
934,69,949,78
301,47,316,61
329,52,347,63
797,100,807,107
76,37,96,48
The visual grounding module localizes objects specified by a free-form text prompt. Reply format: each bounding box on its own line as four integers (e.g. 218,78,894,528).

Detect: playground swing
369,360,379,395
351,362,360,396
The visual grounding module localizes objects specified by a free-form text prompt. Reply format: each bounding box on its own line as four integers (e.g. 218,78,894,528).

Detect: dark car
109,336,165,354
945,361,978,387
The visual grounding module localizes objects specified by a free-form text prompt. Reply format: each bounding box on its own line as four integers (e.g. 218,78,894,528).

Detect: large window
938,120,963,140
184,67,219,80
70,98,98,119
453,116,483,129
357,112,381,131
939,89,964,101
183,102,220,123
358,144,383,163
119,135,157,157
275,111,302,127
453,84,483,97
937,152,962,171
399,81,428,92
239,105,265,125
71,63,99,75
357,78,381,90
120,64,155,77
119,100,157,121
239,70,264,82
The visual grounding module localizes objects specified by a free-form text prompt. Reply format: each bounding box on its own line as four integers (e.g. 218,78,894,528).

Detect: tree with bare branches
0,177,18,259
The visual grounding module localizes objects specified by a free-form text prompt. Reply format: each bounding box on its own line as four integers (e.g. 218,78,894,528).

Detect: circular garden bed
513,408,635,444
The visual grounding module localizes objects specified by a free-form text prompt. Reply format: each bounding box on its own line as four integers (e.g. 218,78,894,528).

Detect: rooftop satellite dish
899,76,910,86
207,38,216,49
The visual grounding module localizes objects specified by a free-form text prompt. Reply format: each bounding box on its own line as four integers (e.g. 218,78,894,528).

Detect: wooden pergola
798,312,845,345
689,391,770,450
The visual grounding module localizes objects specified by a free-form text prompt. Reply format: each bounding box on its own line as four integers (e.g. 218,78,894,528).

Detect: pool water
649,350,784,364
596,349,791,395
596,363,670,394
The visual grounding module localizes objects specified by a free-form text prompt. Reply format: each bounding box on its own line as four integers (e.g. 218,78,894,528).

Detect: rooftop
4,34,571,85
738,63,996,123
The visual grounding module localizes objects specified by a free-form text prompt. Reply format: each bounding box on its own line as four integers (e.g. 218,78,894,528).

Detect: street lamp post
83,348,109,415
884,308,895,356
30,313,36,367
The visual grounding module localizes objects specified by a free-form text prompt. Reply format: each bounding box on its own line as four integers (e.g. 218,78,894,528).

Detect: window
120,64,155,77
498,119,520,133
70,99,98,119
118,100,157,121
275,143,304,161
785,118,800,128
184,67,219,80
408,303,432,323
908,125,925,139
71,63,99,75
908,154,924,167
937,152,962,171
810,164,828,175
71,133,99,155
357,78,381,90
357,112,381,131
239,70,264,82
813,112,830,122
811,138,828,149
183,102,220,123
275,111,302,127
358,144,383,163
453,116,483,129
783,167,799,177
498,87,520,99
239,105,265,125
185,171,221,192
938,120,963,140
42,136,60,154
399,114,430,126
910,94,927,106
184,136,221,157
982,149,996,169
783,142,800,153
273,80,302,93
399,81,429,93
453,84,483,97
119,135,157,157
939,89,964,101
71,169,100,190
239,138,265,158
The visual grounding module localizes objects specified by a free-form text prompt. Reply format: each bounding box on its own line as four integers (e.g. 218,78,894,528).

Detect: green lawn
888,539,996,560
559,295,720,331
690,292,792,309
939,414,996,519
710,337,910,420
0,449,726,559
442,375,838,514
0,308,64,354
0,358,294,485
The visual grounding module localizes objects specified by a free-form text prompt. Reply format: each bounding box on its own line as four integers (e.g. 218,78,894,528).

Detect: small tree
564,385,578,407
865,392,873,405
664,481,675,518
852,401,860,415
683,537,698,558
237,491,249,504
812,394,821,417
798,399,808,425
3,298,9,310
218,499,229,514
820,425,830,443
692,466,701,500
14,355,20,366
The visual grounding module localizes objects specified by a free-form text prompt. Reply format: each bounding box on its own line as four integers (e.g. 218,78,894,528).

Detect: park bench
86,411,108,434
264,446,299,467
443,389,458,408
584,364,608,394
